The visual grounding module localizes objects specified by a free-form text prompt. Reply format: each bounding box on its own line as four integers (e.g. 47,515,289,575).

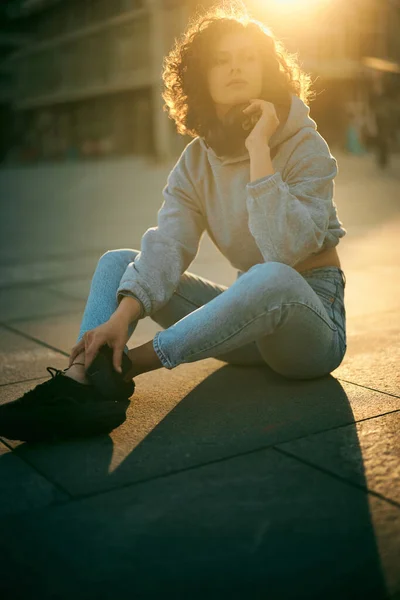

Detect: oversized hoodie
116,94,347,319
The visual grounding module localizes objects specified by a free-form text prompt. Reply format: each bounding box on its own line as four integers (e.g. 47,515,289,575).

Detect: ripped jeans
77,249,347,380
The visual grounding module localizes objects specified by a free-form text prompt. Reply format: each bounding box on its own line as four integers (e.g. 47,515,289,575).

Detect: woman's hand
68,315,130,374
243,99,280,149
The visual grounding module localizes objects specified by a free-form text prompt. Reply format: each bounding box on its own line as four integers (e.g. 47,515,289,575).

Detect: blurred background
0,0,399,165
0,0,399,328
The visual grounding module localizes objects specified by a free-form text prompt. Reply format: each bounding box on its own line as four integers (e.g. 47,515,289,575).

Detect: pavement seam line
272,446,400,509
335,376,400,400
0,272,94,292
0,322,72,360
0,247,105,268
0,438,73,501
0,307,85,326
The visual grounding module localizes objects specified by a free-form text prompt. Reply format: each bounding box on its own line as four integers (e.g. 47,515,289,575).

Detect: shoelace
47,366,66,378
16,366,84,407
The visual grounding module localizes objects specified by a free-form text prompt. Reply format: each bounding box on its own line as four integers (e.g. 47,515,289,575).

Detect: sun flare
265,0,332,9
273,0,326,4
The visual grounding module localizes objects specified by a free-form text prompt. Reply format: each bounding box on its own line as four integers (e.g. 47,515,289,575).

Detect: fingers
243,100,272,118
243,99,261,112
113,346,123,374
68,340,85,367
242,113,261,131
84,332,100,371
242,107,262,122
71,327,126,375
122,369,132,383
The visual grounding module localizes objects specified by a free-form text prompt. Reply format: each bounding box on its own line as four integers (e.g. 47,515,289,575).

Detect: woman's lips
228,81,247,86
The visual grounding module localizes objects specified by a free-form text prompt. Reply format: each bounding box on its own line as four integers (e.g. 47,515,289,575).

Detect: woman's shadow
9,358,393,599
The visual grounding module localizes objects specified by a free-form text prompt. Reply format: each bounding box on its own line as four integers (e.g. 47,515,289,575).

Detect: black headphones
204,100,288,159
204,101,257,157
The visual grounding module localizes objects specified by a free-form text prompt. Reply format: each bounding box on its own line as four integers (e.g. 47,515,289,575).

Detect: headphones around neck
205,100,287,159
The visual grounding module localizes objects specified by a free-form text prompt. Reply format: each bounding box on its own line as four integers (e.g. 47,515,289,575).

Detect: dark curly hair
161,1,314,142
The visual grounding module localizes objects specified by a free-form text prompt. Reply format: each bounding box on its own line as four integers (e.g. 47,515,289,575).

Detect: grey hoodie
116,94,347,319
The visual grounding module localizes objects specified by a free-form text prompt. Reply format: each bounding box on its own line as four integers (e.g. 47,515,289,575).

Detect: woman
0,7,347,443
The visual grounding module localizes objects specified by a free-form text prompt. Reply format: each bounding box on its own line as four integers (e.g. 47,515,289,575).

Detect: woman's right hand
69,315,130,374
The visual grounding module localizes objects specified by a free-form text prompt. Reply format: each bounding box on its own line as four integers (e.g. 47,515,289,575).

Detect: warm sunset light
272,0,330,5
265,0,332,11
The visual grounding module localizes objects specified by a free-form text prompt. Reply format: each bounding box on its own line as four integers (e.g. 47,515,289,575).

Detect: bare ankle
126,341,163,378
64,360,90,385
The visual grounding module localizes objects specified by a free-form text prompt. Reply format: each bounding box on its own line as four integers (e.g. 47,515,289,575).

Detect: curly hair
161,1,314,141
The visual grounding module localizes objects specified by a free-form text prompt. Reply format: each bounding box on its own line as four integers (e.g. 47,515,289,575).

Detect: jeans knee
98,248,140,267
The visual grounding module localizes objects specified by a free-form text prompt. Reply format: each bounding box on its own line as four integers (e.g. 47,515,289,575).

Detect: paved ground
0,148,399,599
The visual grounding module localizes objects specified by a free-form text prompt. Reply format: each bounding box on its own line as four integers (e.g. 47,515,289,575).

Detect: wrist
246,138,271,153
113,295,142,323
248,142,274,182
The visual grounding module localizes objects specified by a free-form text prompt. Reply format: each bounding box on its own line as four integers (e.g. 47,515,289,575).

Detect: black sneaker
0,366,135,443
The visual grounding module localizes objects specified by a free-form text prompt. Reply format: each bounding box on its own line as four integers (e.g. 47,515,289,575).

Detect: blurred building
2,0,400,163
2,0,192,163
0,20,30,161
247,0,400,145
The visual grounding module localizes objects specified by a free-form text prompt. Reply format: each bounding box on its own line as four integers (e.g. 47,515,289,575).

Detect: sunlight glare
274,0,325,4
267,0,332,9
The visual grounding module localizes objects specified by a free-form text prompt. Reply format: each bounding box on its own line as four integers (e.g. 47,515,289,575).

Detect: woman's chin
228,90,250,99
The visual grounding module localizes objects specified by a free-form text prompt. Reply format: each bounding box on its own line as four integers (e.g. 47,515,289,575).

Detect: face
207,31,264,120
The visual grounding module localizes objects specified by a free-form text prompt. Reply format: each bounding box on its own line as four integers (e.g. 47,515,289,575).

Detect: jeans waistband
237,265,347,287
300,266,346,287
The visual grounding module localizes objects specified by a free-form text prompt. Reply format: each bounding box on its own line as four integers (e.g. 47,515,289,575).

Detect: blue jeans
78,249,347,380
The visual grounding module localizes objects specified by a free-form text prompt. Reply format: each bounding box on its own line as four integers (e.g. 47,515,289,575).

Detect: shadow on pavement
0,364,393,599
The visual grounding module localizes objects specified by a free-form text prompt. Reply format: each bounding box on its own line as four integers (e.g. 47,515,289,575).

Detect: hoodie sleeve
116,163,206,319
245,152,338,267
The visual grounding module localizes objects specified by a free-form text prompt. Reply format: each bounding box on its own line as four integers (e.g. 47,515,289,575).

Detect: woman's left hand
69,316,130,374
242,99,280,149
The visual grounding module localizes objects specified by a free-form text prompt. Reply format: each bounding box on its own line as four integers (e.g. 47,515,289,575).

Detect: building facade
4,0,192,163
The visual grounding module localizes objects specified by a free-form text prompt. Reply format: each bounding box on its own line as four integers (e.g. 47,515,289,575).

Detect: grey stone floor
0,150,399,599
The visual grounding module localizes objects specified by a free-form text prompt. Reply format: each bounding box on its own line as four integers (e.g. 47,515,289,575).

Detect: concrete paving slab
44,276,95,301
333,309,400,396
0,254,99,288
3,362,399,497
278,410,400,504
0,156,175,263
338,217,400,319
323,215,400,396
0,440,68,517
333,153,400,233
0,326,69,385
0,446,398,599
0,286,84,322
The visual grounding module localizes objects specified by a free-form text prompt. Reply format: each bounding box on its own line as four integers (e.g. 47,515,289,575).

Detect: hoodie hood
198,94,317,166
